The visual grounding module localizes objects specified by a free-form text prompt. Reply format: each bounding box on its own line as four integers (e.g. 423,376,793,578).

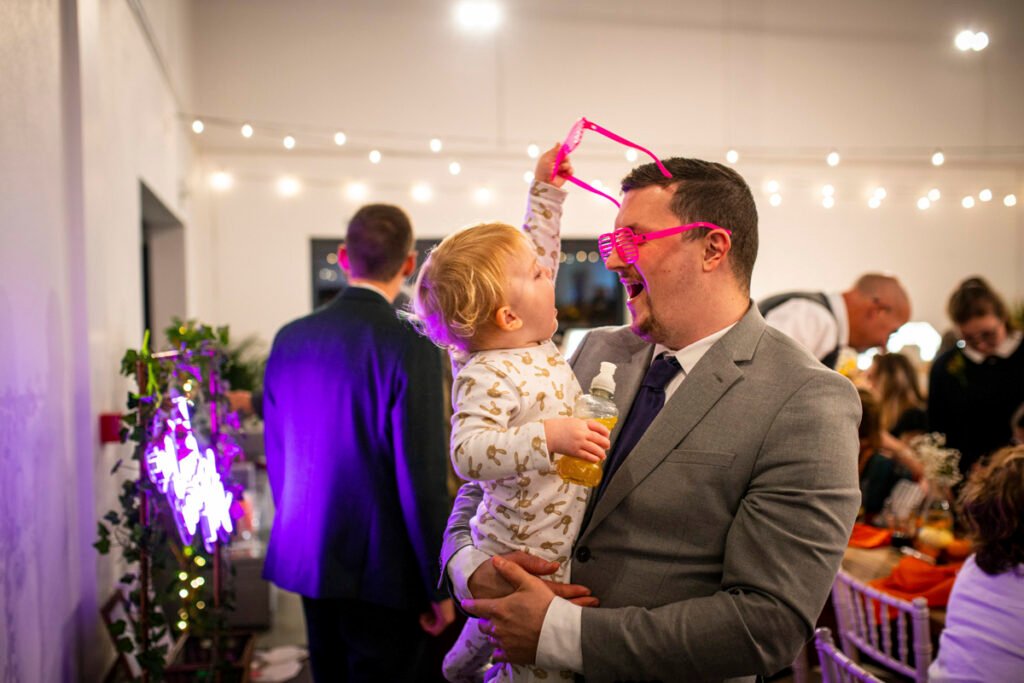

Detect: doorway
141,182,186,342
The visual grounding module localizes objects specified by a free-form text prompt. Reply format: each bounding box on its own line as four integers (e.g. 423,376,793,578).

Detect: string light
345,182,369,202
283,135,296,150
194,556,207,567
179,589,189,599
956,30,989,52
931,150,945,166
917,197,931,210
178,572,188,581
429,138,443,153
928,188,941,201
868,197,881,209
368,150,382,164
978,188,993,202
240,123,253,138
821,184,835,197
523,171,534,184
455,0,503,32
177,620,188,631
873,187,887,200
822,196,835,209
625,149,639,162
191,119,204,134
527,144,540,159
474,187,493,204
1004,194,1017,207
826,150,840,167
726,149,739,164
448,161,461,176
769,193,782,207
411,182,433,202
190,577,206,588
765,180,780,193
334,131,347,146
277,176,300,197
210,171,233,191
961,196,975,208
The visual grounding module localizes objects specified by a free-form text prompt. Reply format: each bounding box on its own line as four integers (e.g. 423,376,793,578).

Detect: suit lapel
580,304,764,540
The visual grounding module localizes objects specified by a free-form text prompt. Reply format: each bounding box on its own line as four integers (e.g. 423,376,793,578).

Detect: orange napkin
848,522,892,549
869,556,963,608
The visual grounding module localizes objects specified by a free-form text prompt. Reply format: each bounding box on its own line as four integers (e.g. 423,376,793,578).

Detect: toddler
414,147,609,682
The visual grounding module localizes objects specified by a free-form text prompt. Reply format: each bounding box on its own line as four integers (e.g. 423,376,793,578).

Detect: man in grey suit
442,158,862,681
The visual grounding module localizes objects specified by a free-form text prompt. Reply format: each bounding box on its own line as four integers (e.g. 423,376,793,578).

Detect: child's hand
543,418,610,463
536,142,573,187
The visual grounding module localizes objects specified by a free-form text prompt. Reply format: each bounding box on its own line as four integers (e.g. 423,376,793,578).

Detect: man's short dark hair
621,158,758,293
345,204,414,280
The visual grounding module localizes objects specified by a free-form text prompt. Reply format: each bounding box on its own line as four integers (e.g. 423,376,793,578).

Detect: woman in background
929,277,1024,478
864,353,926,483
929,446,1024,682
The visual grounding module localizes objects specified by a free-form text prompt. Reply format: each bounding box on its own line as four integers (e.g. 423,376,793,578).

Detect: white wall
0,0,196,679
189,0,1024,346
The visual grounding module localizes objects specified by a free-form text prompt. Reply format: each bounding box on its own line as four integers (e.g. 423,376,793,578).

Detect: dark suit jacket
263,287,450,609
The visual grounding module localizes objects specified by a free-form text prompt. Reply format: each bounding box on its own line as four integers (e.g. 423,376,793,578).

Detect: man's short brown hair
345,204,414,280
621,158,759,292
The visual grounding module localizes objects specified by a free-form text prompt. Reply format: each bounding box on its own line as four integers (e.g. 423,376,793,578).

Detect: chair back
831,569,932,683
884,479,926,520
814,627,883,683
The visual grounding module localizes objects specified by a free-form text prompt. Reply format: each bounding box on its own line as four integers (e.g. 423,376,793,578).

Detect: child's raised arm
523,144,572,278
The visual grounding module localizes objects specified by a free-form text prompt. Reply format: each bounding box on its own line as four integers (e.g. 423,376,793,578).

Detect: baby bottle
556,362,618,488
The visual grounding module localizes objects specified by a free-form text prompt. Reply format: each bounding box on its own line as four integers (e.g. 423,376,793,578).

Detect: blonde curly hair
414,222,532,352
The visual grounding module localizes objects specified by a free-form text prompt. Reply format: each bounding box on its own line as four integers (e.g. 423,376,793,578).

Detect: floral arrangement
909,432,963,489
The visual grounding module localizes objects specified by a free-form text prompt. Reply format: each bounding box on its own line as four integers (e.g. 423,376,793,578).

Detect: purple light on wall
145,396,235,551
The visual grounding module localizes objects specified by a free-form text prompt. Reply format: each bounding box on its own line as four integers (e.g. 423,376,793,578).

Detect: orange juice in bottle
556,362,618,488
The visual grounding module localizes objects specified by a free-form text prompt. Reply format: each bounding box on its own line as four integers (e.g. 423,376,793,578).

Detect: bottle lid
590,361,617,395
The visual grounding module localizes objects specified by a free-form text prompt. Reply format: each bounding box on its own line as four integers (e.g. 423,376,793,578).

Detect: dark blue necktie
596,354,681,500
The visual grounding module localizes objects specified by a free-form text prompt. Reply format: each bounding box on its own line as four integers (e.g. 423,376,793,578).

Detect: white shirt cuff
535,596,583,673
447,545,493,601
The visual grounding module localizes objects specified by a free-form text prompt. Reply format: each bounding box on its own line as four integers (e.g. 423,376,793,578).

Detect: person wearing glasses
442,125,861,682
928,276,1024,478
415,146,610,682
757,273,911,370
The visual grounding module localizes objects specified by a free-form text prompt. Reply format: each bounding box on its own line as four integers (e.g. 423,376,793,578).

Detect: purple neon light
145,396,235,551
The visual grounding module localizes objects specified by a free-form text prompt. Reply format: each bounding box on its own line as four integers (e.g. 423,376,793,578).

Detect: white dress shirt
762,293,848,362
449,323,735,673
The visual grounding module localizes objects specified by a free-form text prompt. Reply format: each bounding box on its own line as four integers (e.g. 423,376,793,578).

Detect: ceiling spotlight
1004,194,1017,207
334,131,347,146
769,193,782,207
971,31,989,51
191,119,204,134
411,182,433,203
955,30,975,52
826,150,840,167
240,123,253,138
344,182,369,202
430,138,443,153
917,197,931,210
210,171,233,191
455,0,503,32
765,180,780,194
868,197,881,209
283,135,296,150
624,149,639,163
527,144,540,159
726,149,739,164
277,176,300,197
873,187,887,200
931,150,945,166
962,196,976,209
449,161,462,176
821,184,835,197
474,187,493,204
928,188,941,202
369,150,382,164
822,196,835,209
978,188,993,202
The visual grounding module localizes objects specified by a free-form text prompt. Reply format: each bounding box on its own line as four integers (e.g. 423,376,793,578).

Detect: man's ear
399,252,416,277
702,231,732,273
338,246,351,274
493,305,523,332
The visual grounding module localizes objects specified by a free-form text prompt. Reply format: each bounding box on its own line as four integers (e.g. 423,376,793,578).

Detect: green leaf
103,511,120,525
109,619,127,636
116,636,133,653
119,572,136,585
93,538,110,554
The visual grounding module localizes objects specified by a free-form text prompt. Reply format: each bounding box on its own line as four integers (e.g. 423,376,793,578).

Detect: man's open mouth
622,279,645,300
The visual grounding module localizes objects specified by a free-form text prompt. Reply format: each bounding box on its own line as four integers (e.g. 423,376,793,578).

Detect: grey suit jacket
441,303,861,682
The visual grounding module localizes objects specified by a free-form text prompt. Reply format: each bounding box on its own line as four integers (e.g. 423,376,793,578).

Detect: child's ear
338,246,351,274
493,305,523,332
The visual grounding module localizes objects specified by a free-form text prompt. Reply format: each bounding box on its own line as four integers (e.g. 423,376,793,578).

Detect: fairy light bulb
826,150,840,167
928,188,941,202
931,150,945,166
527,144,539,159
726,149,739,164
240,123,253,138
283,135,296,150
962,196,975,209
978,188,992,202
191,119,204,134
449,161,461,176
368,150,382,164
334,131,347,146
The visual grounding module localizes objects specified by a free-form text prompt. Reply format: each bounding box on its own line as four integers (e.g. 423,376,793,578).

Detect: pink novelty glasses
598,223,732,264
553,117,672,207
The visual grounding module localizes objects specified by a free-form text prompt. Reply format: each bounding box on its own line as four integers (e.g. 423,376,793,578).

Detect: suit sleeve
392,331,452,602
579,372,862,680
